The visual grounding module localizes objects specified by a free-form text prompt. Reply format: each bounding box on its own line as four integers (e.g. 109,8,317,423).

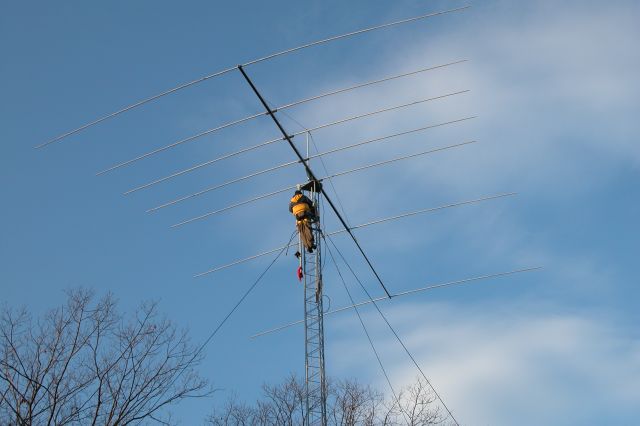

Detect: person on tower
289,189,317,253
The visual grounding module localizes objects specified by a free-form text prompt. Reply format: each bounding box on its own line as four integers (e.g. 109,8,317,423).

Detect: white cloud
329,301,640,426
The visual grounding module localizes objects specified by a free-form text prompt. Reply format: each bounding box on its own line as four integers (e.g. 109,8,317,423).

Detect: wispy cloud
329,301,640,426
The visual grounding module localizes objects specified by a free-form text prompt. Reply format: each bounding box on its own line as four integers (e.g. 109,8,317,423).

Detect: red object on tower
297,266,303,281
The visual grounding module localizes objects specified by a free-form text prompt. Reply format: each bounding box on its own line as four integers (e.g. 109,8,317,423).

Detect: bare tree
328,379,382,426
0,289,212,425
208,375,445,426
397,379,443,426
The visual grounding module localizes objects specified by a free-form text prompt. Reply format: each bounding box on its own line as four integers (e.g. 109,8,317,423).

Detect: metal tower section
300,182,327,426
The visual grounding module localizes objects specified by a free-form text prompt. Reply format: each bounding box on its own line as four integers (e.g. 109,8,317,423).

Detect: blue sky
1,0,639,424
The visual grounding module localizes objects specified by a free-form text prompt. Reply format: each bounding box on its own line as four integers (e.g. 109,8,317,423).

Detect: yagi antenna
35,6,470,148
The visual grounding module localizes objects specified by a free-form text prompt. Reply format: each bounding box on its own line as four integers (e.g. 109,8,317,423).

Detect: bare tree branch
208,375,445,426
0,289,212,425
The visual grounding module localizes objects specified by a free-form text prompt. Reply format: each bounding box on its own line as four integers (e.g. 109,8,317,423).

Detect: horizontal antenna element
171,185,296,228
97,113,265,175
251,267,542,338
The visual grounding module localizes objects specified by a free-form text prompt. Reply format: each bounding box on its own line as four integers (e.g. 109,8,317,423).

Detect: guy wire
324,234,460,425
